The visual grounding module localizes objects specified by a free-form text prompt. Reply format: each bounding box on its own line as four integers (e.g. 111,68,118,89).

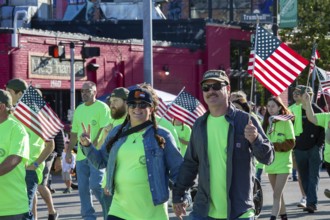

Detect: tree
279,0,330,85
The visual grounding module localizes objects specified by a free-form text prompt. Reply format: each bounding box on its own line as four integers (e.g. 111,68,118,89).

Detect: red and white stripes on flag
268,114,295,134
248,26,309,96
14,85,64,141
167,91,206,127
156,97,172,121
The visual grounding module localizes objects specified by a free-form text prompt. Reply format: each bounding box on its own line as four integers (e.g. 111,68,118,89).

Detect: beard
111,104,127,119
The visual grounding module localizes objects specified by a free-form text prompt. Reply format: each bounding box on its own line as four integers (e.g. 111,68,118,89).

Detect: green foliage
279,0,330,85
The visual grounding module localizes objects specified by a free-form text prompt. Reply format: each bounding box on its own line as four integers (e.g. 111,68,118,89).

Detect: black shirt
295,103,325,150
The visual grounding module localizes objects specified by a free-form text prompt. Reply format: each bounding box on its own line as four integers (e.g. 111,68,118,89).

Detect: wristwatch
33,162,39,168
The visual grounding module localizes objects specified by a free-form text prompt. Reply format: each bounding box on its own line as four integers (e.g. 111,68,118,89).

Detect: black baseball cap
127,88,153,105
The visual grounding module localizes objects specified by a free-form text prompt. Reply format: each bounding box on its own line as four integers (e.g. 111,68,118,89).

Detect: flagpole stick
306,43,317,87
249,18,259,121
321,89,329,112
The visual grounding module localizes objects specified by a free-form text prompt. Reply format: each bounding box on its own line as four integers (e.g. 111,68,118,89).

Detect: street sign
241,13,272,24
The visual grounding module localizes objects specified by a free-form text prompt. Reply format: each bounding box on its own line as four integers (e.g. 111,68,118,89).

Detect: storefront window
189,0,252,22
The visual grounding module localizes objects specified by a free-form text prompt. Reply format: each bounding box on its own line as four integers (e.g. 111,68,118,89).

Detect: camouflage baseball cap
201,70,230,85
6,78,28,92
110,87,129,100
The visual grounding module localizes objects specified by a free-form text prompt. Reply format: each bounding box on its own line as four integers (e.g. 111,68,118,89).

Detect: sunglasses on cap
127,102,151,109
202,82,227,92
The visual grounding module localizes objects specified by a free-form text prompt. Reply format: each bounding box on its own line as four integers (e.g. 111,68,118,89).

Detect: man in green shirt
98,87,129,217
0,89,29,219
98,87,129,148
6,78,55,220
173,70,274,220
66,81,111,220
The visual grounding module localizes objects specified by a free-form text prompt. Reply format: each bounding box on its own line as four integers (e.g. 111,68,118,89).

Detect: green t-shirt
206,115,255,218
288,103,303,136
265,120,295,174
109,131,168,220
11,115,46,183
156,116,180,148
174,123,191,156
207,115,229,218
98,116,126,149
0,117,29,216
71,100,111,161
101,116,126,188
315,113,330,163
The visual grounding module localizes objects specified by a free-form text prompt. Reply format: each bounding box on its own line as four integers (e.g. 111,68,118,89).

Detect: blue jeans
294,146,323,207
25,170,38,220
0,213,27,220
76,159,106,220
189,212,255,220
101,191,112,219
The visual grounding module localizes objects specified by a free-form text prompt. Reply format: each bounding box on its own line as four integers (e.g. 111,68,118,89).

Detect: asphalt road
35,170,330,220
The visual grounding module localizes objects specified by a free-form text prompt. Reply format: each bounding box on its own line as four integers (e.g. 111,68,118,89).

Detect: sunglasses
292,91,301,95
127,102,151,109
202,82,227,92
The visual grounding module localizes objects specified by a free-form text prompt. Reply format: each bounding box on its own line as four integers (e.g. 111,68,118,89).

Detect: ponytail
151,113,165,148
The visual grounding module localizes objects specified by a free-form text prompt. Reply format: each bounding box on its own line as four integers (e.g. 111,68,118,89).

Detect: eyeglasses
202,82,227,92
127,102,151,109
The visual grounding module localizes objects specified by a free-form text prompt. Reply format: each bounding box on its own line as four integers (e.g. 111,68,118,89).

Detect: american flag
309,46,320,76
316,67,330,98
156,97,172,121
268,114,295,134
167,91,206,127
248,26,309,96
14,85,64,141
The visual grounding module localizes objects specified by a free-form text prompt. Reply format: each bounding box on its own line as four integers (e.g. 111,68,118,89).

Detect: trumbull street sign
241,13,272,24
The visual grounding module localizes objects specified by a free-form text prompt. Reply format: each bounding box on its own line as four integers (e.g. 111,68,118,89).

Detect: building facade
0,22,252,120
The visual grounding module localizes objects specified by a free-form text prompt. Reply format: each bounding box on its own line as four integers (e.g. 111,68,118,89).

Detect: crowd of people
0,70,329,220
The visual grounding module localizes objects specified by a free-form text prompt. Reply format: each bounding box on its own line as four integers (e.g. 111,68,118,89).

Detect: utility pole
70,42,75,113
272,0,278,36
143,0,153,86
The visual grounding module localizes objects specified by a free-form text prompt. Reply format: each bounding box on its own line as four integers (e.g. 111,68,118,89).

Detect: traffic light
81,47,100,59
48,45,65,59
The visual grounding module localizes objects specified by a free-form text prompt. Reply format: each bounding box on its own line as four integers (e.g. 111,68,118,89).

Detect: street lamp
12,10,28,48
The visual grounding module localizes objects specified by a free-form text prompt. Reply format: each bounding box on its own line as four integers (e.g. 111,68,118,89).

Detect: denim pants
101,192,112,219
25,170,38,220
294,146,323,207
76,159,106,220
0,213,28,220
189,212,255,220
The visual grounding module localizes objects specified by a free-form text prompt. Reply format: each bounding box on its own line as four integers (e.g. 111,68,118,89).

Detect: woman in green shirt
262,96,295,220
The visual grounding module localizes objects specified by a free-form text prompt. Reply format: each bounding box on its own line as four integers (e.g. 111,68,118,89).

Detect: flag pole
249,18,259,121
306,43,317,88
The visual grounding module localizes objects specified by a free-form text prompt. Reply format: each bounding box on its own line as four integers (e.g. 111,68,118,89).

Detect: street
35,170,330,220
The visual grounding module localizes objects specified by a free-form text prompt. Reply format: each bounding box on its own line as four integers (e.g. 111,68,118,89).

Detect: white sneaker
297,197,306,208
